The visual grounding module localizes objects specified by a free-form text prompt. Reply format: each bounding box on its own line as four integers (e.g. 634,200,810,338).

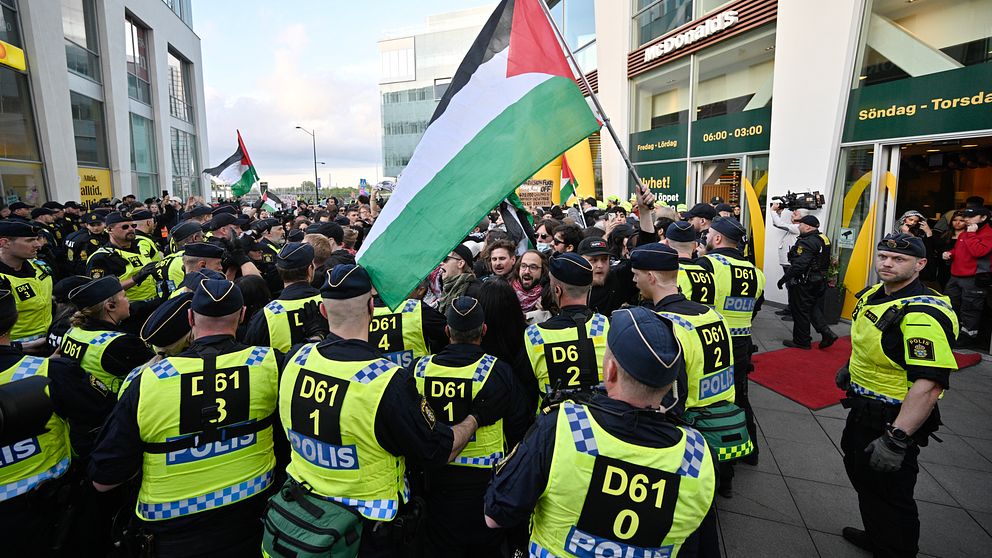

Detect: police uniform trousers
841,408,921,558
943,276,986,341
731,337,758,456
421,479,505,558
0,477,68,557
790,279,830,346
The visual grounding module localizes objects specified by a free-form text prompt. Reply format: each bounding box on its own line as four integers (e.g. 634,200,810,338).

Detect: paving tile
714,469,803,526
917,433,992,472
936,396,992,440
748,383,810,415
918,500,992,558
953,388,992,414
812,402,848,419
740,427,780,476
922,463,992,513
718,510,818,558
915,465,958,506
967,510,992,536
765,436,849,486
960,435,992,463
758,408,831,444
785,477,861,534
809,530,871,558
949,367,992,394
815,415,845,452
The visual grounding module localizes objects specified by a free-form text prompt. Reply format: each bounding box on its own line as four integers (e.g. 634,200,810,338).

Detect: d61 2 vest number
696,322,731,376
686,270,715,305
544,339,598,391
729,266,757,298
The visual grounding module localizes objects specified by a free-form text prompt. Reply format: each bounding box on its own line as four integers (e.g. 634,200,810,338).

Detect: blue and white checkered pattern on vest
327,495,399,521
452,451,504,467
473,355,497,383
657,312,695,331
264,300,286,315
244,346,270,366
729,327,751,336
413,355,433,378
137,469,273,520
0,457,70,502
676,428,707,478
589,313,608,337
91,331,124,345
402,299,419,313
529,541,557,558
900,295,953,312
9,356,45,382
851,382,901,405
351,360,398,384
563,403,599,456
150,358,180,379
525,324,545,346
293,343,316,366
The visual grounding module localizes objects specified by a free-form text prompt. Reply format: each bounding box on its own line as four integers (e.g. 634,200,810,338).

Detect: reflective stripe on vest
657,310,736,409
280,343,406,520
134,346,279,521
705,254,765,336
414,354,505,468
525,314,608,398
263,295,323,353
1,260,54,342
0,356,71,502
61,327,127,394
370,300,428,368
529,402,715,557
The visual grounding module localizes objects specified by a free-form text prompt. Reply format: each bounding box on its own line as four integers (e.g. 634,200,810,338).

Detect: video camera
0,375,54,447
771,191,825,211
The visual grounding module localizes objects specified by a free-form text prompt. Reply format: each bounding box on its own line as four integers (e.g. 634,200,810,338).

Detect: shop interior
895,136,992,222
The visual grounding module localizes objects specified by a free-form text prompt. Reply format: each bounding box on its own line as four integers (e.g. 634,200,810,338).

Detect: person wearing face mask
438,243,478,314
534,218,560,255
522,252,609,406
86,212,159,304
485,307,720,558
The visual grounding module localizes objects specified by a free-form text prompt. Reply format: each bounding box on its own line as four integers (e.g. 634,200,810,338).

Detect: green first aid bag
682,401,754,462
262,479,363,558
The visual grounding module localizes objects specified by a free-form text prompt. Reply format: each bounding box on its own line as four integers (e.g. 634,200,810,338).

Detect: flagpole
536,0,648,197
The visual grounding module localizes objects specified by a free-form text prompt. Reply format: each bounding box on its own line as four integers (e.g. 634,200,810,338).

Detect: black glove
301,300,328,340
835,364,850,391
470,396,501,427
776,276,788,290
227,239,251,267
131,262,158,285
864,433,908,472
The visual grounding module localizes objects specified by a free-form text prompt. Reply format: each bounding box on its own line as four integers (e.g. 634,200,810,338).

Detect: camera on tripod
771,191,825,211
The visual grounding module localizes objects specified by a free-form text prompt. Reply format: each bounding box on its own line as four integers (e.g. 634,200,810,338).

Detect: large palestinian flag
203,130,259,197
358,0,600,308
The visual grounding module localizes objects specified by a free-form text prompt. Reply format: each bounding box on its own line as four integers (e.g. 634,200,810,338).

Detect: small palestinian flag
357,0,600,308
560,153,578,204
260,190,282,213
203,130,258,197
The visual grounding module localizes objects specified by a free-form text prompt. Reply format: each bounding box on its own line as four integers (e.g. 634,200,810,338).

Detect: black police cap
53,275,93,303
665,220,696,243
186,206,213,218
191,279,244,317
446,296,485,332
184,242,224,259
9,202,32,211
714,203,734,214
307,222,344,243
64,201,81,209
549,252,593,287
30,207,54,219
877,233,926,258
42,201,64,210
104,212,130,227
82,212,105,225
211,204,238,216
277,242,314,270
131,209,153,220
798,215,820,227
0,220,38,237
68,276,123,308
320,264,372,299
206,213,237,231
630,242,680,271
287,229,305,242
182,268,225,291
0,289,16,317
171,220,203,243
578,237,610,257
709,216,746,242
608,307,683,388
141,291,193,348
686,203,717,220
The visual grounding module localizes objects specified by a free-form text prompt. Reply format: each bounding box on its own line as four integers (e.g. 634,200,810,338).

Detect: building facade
3,0,208,209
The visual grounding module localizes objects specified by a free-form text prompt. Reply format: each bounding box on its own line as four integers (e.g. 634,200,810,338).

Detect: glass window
633,0,694,48
549,1,564,32
575,40,597,72
0,161,46,207
129,113,155,174
697,0,730,17
855,0,992,87
380,37,415,84
125,16,151,105
563,0,595,51
62,0,101,82
0,2,22,48
826,146,875,315
433,77,451,100
161,0,192,27
168,50,193,122
694,26,775,121
0,67,41,162
170,127,198,200
70,91,108,167
632,58,691,132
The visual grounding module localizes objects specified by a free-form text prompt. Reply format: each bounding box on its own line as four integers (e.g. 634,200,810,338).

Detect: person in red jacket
942,207,992,347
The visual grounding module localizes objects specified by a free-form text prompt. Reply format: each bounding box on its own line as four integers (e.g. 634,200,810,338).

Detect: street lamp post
295,126,319,202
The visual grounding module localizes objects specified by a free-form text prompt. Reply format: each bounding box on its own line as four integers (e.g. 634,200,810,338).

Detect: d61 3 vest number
179,366,250,434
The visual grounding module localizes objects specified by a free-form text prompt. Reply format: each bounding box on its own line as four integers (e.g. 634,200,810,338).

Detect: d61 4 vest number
369,313,403,353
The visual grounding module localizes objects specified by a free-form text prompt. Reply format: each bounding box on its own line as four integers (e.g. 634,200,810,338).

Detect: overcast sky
193,1,494,191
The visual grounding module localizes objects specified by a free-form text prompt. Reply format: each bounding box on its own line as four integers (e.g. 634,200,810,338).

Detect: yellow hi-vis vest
413,354,504,468
704,254,765,337
136,233,162,262
849,284,958,404
530,402,716,558
280,343,408,521
656,309,735,409
261,294,323,353
0,356,71,502
154,250,185,299
525,313,609,398
677,262,716,307
60,326,127,394
88,245,159,302
1,260,53,344
132,345,279,521
370,300,428,368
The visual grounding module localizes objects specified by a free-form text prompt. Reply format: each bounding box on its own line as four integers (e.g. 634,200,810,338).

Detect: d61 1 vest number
292,368,350,445
577,455,680,548
369,313,403,353
179,366,250,434
425,377,472,424
544,339,598,391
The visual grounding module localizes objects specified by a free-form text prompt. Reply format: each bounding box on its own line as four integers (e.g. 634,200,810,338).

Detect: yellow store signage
0,40,26,72
78,167,113,209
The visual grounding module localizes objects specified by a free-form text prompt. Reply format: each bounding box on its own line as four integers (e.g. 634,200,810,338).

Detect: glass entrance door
692,155,768,265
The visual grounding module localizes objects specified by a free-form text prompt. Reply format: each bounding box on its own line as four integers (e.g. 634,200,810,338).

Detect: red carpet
750,336,985,410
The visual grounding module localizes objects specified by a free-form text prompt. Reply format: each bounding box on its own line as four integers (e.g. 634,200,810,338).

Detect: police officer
524,252,610,404
666,221,717,307
54,201,82,239
251,218,284,295
484,307,719,557
139,291,194,357
837,233,958,557
694,216,765,465
244,242,326,352
370,291,448,368
0,220,53,354
413,296,529,557
275,264,484,557
153,221,206,299
778,215,838,350
30,207,60,275
631,242,745,497
169,268,226,300
130,209,163,260
65,212,108,276
86,212,159,304
89,279,281,557
0,289,117,556
60,276,153,395
205,212,260,278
